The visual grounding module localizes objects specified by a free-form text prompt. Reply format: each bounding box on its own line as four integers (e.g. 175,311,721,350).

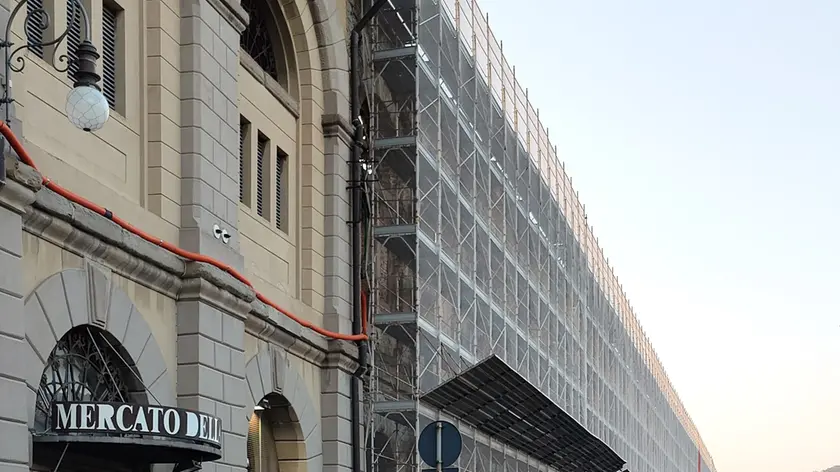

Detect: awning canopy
421,355,625,472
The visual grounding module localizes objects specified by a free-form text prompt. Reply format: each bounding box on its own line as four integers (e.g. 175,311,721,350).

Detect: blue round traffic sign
418,420,462,468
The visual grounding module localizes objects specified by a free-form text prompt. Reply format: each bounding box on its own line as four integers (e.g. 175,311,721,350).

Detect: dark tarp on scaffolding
421,355,626,472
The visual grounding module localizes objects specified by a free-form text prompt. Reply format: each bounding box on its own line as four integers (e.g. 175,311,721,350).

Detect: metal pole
349,5,389,472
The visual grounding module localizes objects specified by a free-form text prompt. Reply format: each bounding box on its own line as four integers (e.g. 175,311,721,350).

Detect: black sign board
418,421,462,470
51,402,222,448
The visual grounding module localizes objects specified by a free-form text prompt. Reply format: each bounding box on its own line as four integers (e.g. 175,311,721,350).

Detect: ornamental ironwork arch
239,0,296,92
34,325,141,433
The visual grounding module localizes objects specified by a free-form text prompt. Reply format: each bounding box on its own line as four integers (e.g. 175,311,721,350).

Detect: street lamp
1,0,110,132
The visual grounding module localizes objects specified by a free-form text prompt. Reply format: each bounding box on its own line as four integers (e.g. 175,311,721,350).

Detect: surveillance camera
221,229,232,244
212,224,222,239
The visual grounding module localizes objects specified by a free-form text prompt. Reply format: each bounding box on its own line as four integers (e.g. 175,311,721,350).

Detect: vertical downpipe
350,1,390,470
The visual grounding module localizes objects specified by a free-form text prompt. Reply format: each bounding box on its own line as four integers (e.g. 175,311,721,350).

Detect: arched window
32,326,145,472
34,326,140,433
240,0,297,93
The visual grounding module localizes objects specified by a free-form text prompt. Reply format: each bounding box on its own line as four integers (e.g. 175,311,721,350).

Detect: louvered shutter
275,148,286,230
239,120,248,204
25,0,45,58
256,134,268,219
102,5,118,109
65,0,81,81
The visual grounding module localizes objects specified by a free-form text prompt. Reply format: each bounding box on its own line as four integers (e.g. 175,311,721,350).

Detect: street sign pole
418,420,462,472
436,421,443,472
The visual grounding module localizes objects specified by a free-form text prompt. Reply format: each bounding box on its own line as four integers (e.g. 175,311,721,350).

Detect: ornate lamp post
0,0,110,132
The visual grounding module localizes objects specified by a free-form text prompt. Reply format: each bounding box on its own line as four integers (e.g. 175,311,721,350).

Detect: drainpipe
350,1,388,471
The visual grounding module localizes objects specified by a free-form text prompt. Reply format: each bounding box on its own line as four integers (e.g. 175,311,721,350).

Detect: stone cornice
203,0,248,33
2,159,41,213
322,114,354,147
322,339,361,375
8,161,360,370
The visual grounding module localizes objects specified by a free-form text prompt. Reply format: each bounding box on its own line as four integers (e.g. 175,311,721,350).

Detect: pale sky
477,1,840,471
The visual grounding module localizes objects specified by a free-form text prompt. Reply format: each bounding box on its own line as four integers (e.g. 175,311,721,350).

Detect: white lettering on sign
51,402,222,447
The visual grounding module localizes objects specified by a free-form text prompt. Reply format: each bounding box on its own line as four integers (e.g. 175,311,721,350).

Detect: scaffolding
361,1,716,472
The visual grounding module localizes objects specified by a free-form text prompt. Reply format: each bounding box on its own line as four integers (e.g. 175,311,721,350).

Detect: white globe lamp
66,39,109,132
65,85,109,132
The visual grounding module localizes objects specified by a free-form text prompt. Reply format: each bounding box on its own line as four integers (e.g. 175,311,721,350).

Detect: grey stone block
243,356,262,405
181,14,215,47
307,455,324,472
0,463,32,472
178,301,223,341
182,177,217,208
182,153,222,189
323,464,352,472
177,363,224,401
0,251,22,298
0,335,26,382
0,291,23,339
21,343,42,392
220,431,247,466
178,333,216,367
147,370,176,406
323,440,352,466
0,419,28,463
181,44,221,84
0,377,28,423
181,126,216,157
121,309,152,364
23,295,54,362
184,99,222,142
214,342,231,372
136,337,168,393
321,416,351,445
60,269,88,327
107,294,134,345
320,392,351,419
177,394,217,417
0,206,22,257
181,71,215,105
222,372,245,407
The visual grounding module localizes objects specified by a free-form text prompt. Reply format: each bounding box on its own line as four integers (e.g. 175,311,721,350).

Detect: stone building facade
0,0,360,472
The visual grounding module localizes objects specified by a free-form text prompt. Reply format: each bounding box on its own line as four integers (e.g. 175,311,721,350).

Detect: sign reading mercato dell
51,402,222,447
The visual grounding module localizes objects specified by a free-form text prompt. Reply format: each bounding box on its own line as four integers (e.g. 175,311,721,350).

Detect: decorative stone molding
322,114,354,146
23,267,176,428
240,51,300,118
1,159,40,214
7,161,360,371
203,0,249,33
322,339,361,375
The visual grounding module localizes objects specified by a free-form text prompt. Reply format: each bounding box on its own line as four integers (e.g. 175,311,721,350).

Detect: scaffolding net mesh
364,1,717,472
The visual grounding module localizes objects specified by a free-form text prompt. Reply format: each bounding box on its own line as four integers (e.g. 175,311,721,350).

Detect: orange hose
1,122,369,342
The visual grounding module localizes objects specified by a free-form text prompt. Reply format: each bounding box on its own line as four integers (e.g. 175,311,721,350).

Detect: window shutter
65,0,82,81
25,0,45,58
275,149,286,230
102,5,118,109
239,120,248,204
256,134,268,219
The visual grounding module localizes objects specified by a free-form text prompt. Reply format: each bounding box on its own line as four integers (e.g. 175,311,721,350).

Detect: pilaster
178,0,247,269
176,266,252,472
322,116,354,335
0,160,41,472
321,340,358,472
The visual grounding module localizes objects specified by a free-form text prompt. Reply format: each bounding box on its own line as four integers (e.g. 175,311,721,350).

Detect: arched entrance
243,345,322,472
23,268,223,472
31,325,147,472
247,393,307,472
